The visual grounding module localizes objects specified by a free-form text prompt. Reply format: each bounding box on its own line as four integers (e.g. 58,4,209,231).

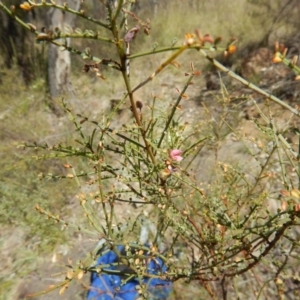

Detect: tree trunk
47,0,80,104
0,2,36,85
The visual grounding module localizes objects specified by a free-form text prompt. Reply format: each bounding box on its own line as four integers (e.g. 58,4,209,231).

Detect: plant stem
157,73,194,148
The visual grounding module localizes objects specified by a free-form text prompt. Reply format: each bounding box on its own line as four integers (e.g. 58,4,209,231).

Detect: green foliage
1,0,300,299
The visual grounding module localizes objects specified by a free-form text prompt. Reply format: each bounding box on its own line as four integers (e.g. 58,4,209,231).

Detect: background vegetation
1,0,300,299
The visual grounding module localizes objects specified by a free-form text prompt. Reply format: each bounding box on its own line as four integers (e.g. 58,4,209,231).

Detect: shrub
1,0,300,299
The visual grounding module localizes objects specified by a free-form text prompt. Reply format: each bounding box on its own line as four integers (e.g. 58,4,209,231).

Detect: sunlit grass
0,65,81,298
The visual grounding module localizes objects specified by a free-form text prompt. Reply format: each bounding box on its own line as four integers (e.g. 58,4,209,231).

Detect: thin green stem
29,1,110,29
122,73,156,163
97,163,109,236
52,33,115,43
132,44,189,93
112,0,124,23
200,49,300,118
129,45,225,60
110,10,156,163
157,73,194,148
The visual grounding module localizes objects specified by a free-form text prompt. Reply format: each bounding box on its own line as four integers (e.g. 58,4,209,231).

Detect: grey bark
47,0,80,98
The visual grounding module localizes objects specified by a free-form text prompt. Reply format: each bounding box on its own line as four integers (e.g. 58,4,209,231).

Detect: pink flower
124,26,140,43
169,149,183,162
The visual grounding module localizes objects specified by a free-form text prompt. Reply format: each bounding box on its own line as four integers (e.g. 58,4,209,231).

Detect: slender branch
29,1,110,29
51,33,115,43
112,0,124,22
225,217,296,277
157,73,194,148
199,49,300,118
132,44,190,93
129,44,225,60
